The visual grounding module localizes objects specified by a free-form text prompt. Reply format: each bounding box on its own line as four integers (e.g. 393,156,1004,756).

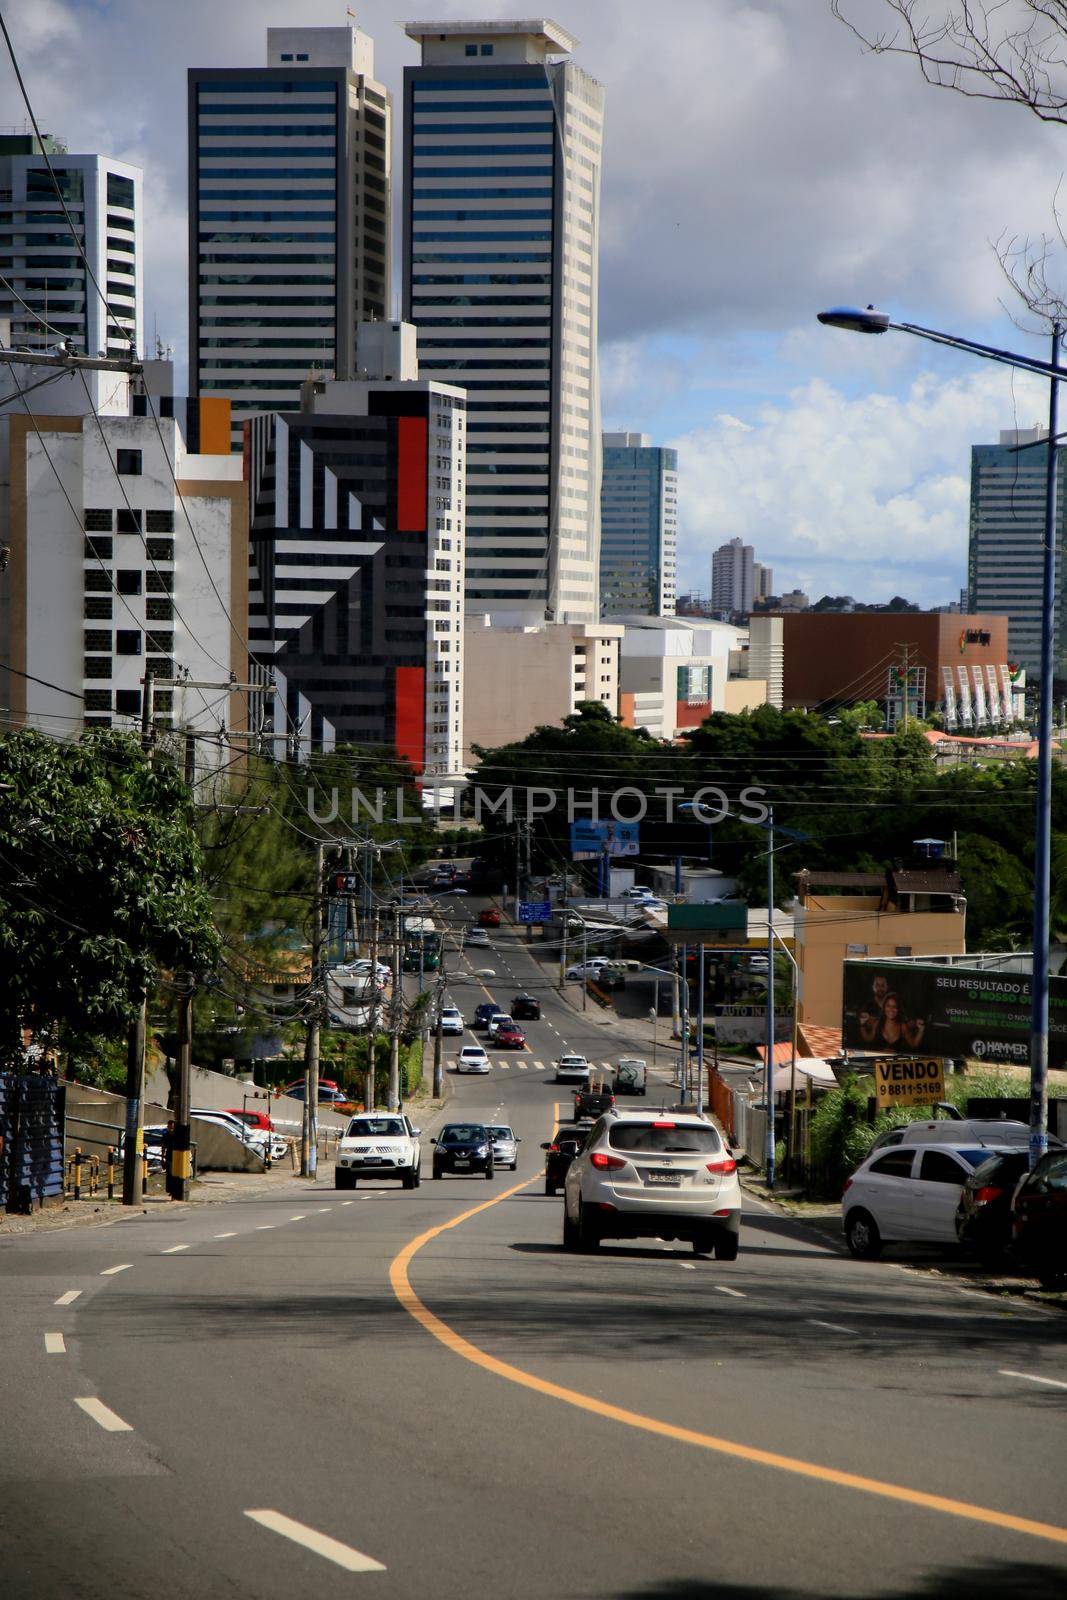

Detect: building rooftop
402,17,577,53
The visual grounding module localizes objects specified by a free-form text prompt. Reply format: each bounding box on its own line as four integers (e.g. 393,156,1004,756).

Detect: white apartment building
616,615,763,740
403,18,604,622
463,617,620,761
600,432,678,617
711,537,755,616
0,135,142,359
745,614,784,708
753,560,774,602
3,397,247,754
188,26,391,441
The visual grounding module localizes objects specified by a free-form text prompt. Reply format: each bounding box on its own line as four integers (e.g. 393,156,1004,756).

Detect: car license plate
645,1171,681,1186
363,1156,384,1164
454,1159,470,1168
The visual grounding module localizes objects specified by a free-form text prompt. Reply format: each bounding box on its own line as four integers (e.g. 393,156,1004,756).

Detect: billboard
569,820,639,859
842,960,1067,1069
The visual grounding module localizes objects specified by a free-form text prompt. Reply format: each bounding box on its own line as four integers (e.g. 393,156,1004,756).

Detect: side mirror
411,1127,421,1137
540,1142,551,1150
430,1137,437,1145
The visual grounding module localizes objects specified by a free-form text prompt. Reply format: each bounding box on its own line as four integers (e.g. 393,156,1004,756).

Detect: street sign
518,900,551,924
333,873,360,893
872,1057,947,1109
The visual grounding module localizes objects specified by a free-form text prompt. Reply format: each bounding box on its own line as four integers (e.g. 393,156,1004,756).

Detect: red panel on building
675,700,710,729
395,666,426,773
397,416,428,531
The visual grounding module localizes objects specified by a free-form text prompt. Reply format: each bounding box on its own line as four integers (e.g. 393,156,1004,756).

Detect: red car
224,1107,275,1133
496,1023,526,1049
479,907,501,928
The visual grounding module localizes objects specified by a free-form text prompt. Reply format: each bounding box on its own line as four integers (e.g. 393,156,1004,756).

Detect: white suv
554,1053,591,1084
564,1110,741,1258
842,1140,1014,1257
335,1113,422,1190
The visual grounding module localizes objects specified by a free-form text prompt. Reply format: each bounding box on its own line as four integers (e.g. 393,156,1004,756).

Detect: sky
4,0,1064,605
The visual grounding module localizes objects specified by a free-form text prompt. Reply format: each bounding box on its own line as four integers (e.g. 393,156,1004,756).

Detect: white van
614,1057,647,1097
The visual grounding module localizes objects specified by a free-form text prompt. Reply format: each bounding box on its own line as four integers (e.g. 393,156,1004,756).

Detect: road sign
518,900,551,924
333,873,360,893
872,1057,946,1109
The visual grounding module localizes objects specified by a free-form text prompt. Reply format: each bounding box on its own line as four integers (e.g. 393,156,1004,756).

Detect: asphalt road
2,906,1066,1599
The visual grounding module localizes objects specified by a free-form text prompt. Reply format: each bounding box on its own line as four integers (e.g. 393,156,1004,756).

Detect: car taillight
547,1144,560,1153
842,1177,853,1193
653,1120,676,1129
590,1151,626,1171
975,1185,1003,1204
706,1158,737,1175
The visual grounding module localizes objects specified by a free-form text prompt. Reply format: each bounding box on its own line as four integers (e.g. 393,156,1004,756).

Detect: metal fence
0,1072,65,1212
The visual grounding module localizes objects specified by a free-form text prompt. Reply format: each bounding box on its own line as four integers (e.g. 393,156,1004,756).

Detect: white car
335,1113,421,1190
867,1118,1033,1157
621,886,654,900
635,899,667,914
554,1053,591,1084
457,1045,491,1074
464,927,491,947
565,960,609,982
438,1005,464,1036
841,1141,1016,1258
564,1110,741,1257
486,1012,514,1040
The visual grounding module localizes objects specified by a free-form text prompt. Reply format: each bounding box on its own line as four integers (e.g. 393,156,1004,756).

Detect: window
116,630,142,656
83,630,112,653
280,51,293,59
84,571,112,593
146,631,174,655
146,539,174,563
84,508,112,532
116,449,142,476
107,173,135,209
465,44,477,55
117,509,143,533
84,537,113,561
146,598,174,622
919,1150,968,1185
868,1151,916,1179
83,658,111,680
84,597,112,620
297,51,309,60
115,690,141,716
116,570,142,596
147,572,173,594
481,43,494,54
84,690,112,712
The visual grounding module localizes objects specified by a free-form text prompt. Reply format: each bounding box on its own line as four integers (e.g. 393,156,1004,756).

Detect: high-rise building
599,432,677,617
188,26,391,442
969,427,1067,678
753,561,774,602
402,18,604,621
711,537,754,616
247,325,466,776
0,135,142,359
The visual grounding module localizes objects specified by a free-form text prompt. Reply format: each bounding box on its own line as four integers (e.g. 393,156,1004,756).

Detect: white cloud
671,359,1049,604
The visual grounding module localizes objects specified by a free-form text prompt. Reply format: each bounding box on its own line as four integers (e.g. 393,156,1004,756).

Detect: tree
0,730,219,1065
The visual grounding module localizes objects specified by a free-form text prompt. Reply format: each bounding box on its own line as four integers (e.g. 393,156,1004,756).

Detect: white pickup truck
335,1113,422,1190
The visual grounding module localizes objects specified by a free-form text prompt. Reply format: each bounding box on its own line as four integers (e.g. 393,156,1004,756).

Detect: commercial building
2,387,248,753
188,25,391,441
777,610,1015,728
615,616,764,739
710,537,754,616
599,432,677,617
794,858,967,1028
745,614,784,709
0,134,141,359
753,561,773,604
247,324,465,777
462,617,620,761
402,18,604,621
969,426,1067,680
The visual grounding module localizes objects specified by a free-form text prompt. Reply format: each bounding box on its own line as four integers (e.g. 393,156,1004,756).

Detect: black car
1011,1149,1067,1289
432,1123,495,1180
512,994,541,1021
574,1087,616,1122
955,1150,1030,1260
473,1001,499,1029
541,1121,594,1195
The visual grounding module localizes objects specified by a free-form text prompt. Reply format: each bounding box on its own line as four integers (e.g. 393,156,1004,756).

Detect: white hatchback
554,1054,591,1084
564,1110,741,1258
456,1045,491,1074
842,1141,1016,1258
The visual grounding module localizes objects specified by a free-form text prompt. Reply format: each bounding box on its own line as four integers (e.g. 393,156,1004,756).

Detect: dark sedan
955,1150,1029,1261
432,1123,495,1180
541,1122,593,1196
512,994,541,1021
473,1001,499,1029
1011,1149,1067,1289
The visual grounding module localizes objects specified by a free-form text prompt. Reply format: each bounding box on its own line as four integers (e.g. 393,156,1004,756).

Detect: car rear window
606,1121,722,1154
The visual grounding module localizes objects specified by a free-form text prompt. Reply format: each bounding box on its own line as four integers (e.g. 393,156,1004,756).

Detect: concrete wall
795,895,967,1027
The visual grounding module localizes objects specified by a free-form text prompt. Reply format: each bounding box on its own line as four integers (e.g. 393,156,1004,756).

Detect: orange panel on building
198,396,232,455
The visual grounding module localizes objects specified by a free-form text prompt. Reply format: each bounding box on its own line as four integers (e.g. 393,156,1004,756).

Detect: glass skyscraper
402,19,604,621
599,432,678,617
188,26,390,439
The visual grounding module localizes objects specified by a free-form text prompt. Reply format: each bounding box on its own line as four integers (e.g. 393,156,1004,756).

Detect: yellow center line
388,1106,1067,1550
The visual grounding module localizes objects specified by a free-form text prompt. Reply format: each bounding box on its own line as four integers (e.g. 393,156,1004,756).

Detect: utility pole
388,904,402,1111
302,842,325,1179
696,942,705,1117
169,728,197,1202
365,909,380,1112
122,667,155,1206
679,945,689,1104
764,805,776,1189
432,951,446,1099
559,871,569,988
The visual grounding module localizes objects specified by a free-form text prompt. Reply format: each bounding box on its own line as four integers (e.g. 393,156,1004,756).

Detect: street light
818,303,1059,1168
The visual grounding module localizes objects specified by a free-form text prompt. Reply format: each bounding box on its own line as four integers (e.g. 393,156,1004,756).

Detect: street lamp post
818,304,1059,1167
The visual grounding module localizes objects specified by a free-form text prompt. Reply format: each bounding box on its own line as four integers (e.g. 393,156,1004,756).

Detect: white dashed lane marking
74,1397,133,1433
715,1285,746,1298
99,1264,131,1277
162,1244,189,1254
215,1232,237,1239
54,1290,81,1306
999,1369,1067,1390
809,1319,858,1335
44,1331,66,1354
244,1510,386,1573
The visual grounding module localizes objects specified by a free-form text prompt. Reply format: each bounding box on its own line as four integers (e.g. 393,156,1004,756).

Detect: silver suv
563,1109,742,1258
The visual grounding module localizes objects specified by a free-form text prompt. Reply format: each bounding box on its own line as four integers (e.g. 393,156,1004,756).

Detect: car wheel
691,1230,714,1257
401,1168,415,1190
485,1162,494,1181
845,1209,883,1260
412,1163,421,1188
578,1202,601,1253
562,1204,580,1251
545,1179,557,1196
334,1170,352,1190
714,1232,739,1261
433,1166,442,1180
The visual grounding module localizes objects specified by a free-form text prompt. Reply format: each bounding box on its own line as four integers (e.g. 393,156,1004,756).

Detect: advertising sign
842,960,1067,1068
518,900,551,924
569,820,639,859
872,1057,946,1109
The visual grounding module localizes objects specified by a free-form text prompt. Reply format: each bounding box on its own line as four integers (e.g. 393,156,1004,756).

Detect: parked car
335,1113,421,1190
473,1001,499,1029
438,1005,464,1036
487,1124,519,1170
565,960,609,982
574,1087,615,1122
1011,1148,1067,1289
479,907,502,928
869,1117,1036,1157
621,886,654,901
554,1053,591,1085
456,1045,491,1075
224,1107,275,1134
541,1128,589,1195
496,1022,526,1050
634,899,667,914
464,926,490,947
512,994,541,1021
564,1110,741,1257
486,1012,514,1040
614,1058,648,1097
432,1123,495,1179
281,1078,352,1107
842,1142,1015,1258
955,1150,1031,1261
